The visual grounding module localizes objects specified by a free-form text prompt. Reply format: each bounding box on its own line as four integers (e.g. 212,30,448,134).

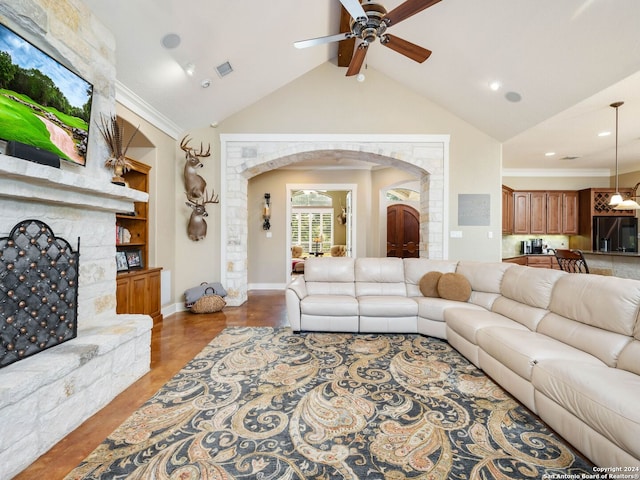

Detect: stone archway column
220,134,449,306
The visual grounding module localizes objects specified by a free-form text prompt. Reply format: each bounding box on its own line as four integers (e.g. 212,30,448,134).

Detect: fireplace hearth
0,219,79,368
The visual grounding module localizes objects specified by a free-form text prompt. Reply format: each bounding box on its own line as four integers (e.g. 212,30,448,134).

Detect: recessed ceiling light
489,81,501,91
201,79,211,88
161,33,181,49
598,131,611,137
545,152,556,157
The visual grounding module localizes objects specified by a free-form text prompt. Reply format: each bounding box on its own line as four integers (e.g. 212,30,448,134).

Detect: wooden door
387,204,419,258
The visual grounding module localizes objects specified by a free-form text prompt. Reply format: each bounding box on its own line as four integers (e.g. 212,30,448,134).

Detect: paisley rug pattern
65,327,592,479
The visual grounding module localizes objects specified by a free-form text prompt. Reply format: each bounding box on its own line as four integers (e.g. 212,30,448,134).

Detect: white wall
180,62,501,298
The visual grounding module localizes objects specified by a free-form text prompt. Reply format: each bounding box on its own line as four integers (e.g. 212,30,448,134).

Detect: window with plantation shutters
291,209,334,254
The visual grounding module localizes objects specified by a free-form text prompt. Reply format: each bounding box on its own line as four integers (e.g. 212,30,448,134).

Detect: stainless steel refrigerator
593,216,638,252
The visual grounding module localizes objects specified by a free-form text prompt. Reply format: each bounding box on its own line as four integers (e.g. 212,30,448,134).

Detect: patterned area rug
66,327,593,479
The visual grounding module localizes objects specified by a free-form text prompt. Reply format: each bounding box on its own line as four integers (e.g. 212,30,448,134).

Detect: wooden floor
15,290,288,480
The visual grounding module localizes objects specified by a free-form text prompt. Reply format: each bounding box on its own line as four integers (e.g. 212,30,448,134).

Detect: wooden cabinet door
530,192,547,234
562,191,579,234
546,192,563,234
147,269,162,320
501,186,514,234
513,192,530,234
129,275,149,314
115,276,130,314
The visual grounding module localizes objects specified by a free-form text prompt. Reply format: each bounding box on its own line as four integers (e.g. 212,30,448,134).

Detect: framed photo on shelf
115,251,128,272
126,249,143,269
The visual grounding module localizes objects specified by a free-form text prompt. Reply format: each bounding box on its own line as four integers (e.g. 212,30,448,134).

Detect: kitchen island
580,250,640,280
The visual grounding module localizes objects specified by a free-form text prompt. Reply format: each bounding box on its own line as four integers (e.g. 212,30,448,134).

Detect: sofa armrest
286,276,307,332
287,275,307,299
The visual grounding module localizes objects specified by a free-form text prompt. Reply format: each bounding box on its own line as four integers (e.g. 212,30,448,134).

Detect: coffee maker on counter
521,239,544,254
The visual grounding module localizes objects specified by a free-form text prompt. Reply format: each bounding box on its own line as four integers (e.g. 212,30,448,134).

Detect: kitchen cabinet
511,190,579,235
526,255,560,269
571,188,635,251
503,255,559,269
513,192,530,234
530,192,547,234
502,185,514,234
116,267,163,323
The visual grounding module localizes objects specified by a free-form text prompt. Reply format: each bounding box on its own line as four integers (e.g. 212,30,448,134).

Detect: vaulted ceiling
83,0,640,173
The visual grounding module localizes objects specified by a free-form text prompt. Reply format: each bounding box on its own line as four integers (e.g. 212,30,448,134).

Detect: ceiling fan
294,0,441,76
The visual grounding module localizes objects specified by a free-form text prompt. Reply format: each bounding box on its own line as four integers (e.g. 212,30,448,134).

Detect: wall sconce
263,193,271,230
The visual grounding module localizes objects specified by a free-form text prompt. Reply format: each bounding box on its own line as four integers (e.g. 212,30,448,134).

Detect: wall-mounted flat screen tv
0,22,93,166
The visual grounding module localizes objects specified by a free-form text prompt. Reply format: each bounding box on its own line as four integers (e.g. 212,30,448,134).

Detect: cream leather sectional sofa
285,256,640,468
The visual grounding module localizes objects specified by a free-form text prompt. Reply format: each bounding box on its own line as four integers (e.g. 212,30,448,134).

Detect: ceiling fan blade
346,43,368,76
294,32,354,49
384,0,442,26
339,0,367,22
337,5,356,67
381,34,432,63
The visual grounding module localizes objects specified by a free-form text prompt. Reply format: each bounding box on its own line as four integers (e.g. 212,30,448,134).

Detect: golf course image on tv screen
0,22,93,166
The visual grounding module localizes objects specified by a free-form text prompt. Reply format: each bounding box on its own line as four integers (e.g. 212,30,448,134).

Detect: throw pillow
437,272,472,302
419,271,442,297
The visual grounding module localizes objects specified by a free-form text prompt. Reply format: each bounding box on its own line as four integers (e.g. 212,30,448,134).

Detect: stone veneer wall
0,3,153,478
220,134,449,306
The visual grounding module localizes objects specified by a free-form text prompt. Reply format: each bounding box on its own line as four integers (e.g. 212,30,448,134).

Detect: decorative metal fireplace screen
0,219,79,368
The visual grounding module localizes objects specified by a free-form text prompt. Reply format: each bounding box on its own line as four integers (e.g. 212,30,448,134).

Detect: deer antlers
180,135,218,240
180,135,211,159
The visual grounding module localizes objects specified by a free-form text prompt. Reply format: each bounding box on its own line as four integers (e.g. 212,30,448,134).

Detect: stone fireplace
0,156,153,480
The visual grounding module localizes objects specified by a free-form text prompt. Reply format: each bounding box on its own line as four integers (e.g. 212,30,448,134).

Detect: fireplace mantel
0,154,148,213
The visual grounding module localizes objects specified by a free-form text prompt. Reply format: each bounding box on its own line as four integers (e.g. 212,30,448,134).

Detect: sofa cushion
437,273,471,301
415,297,484,322
301,295,359,316
355,257,407,296
532,359,640,460
419,271,442,297
549,274,640,337
358,296,418,317
491,296,550,331
537,313,633,368
403,258,458,297
305,257,356,297
500,264,565,309
445,308,528,345
477,327,605,382
456,261,513,294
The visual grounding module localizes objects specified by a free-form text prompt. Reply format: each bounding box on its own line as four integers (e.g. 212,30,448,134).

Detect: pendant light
608,101,640,210
608,101,624,206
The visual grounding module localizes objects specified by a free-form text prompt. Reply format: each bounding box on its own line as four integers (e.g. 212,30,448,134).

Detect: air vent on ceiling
216,61,233,78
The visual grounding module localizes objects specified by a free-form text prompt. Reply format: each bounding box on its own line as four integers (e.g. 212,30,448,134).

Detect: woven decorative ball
419,271,442,297
437,272,472,302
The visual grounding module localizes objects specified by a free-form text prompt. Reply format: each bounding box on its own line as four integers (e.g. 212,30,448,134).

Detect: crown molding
115,81,183,139
502,168,611,177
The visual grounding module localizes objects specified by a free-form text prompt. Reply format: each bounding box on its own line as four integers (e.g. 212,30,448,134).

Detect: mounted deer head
180,135,210,201
185,189,219,241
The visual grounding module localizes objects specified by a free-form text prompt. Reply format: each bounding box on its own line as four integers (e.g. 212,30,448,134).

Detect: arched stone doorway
220,134,449,305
